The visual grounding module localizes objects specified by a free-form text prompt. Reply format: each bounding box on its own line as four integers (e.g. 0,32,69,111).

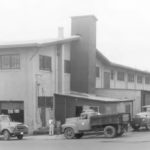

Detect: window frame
96,66,100,78
117,71,125,81
39,55,52,71
0,54,20,70
145,76,150,84
137,75,143,84
128,73,134,82
111,70,114,80
64,60,71,74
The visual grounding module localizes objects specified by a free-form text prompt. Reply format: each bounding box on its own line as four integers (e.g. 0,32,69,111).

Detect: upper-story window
96,66,100,78
111,70,114,80
137,75,143,84
64,60,71,73
39,55,52,71
117,71,124,81
128,73,134,82
0,54,20,70
145,76,150,84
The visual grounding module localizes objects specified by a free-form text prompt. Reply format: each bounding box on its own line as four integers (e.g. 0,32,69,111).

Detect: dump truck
62,109,130,139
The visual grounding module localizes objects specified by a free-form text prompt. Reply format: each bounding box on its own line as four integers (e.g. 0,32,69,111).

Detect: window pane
145,76,150,84
137,75,142,83
1,55,10,69
128,73,134,82
117,72,124,81
10,55,20,69
111,70,114,80
96,66,100,78
39,55,52,71
64,60,71,73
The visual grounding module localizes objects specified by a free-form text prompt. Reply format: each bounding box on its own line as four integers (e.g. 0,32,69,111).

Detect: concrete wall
0,47,37,131
95,89,141,116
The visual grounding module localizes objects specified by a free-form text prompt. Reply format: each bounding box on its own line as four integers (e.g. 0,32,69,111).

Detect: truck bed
90,113,130,127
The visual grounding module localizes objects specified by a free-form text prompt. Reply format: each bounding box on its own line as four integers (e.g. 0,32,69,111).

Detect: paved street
1,130,150,150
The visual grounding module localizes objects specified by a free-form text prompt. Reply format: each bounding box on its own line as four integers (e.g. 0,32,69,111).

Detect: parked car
62,109,130,139
0,114,28,140
131,105,150,130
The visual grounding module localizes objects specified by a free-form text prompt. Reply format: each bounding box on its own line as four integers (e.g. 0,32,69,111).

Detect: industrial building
0,15,150,132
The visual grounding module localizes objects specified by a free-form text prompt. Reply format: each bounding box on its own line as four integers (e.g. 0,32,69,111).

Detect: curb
24,134,65,140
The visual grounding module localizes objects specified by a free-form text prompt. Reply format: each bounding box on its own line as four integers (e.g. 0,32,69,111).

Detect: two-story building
0,15,150,132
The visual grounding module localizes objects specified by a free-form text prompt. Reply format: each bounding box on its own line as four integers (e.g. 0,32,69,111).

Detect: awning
54,91,134,103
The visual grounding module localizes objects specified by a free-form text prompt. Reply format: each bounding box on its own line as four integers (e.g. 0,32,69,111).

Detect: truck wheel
104,126,116,138
64,128,75,139
3,130,10,140
17,135,23,140
75,133,84,139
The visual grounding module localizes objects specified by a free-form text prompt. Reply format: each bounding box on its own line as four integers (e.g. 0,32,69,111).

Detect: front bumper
131,118,147,127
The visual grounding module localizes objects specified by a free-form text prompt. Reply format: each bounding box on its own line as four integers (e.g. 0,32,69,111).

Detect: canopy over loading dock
54,92,133,124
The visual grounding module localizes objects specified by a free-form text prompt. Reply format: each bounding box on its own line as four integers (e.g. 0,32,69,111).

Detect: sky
0,0,150,71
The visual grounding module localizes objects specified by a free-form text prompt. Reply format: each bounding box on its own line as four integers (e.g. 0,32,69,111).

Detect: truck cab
76,110,99,131
0,114,28,140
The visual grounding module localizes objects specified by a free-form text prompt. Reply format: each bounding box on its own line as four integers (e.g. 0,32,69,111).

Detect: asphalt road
1,130,150,150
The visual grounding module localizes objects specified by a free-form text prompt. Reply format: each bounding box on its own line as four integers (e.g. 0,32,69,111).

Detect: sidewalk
24,134,65,140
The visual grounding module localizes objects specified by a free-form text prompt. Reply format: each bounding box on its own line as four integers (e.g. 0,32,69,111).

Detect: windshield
0,115,11,122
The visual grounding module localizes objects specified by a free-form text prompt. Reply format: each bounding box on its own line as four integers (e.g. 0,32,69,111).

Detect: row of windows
1,54,150,85
111,70,150,84
0,54,71,74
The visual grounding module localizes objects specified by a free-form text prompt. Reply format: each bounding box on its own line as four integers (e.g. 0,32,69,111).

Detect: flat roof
55,92,134,103
71,15,97,21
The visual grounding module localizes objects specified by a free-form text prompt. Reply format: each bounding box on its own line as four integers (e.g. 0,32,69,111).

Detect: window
39,55,52,71
96,66,100,78
64,60,71,73
137,75,143,84
111,70,114,80
145,76,150,84
0,54,20,70
128,73,134,82
117,71,124,81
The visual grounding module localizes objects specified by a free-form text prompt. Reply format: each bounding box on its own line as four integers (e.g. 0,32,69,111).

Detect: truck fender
62,124,79,133
2,129,11,135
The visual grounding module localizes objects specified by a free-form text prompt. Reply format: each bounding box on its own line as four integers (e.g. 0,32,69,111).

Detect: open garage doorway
0,101,24,123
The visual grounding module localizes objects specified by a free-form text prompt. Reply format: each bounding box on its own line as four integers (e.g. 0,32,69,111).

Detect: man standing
49,119,54,135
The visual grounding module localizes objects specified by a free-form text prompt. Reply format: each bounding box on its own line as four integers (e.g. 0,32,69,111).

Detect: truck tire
17,135,23,140
104,126,116,138
75,133,84,139
64,127,75,139
3,130,10,140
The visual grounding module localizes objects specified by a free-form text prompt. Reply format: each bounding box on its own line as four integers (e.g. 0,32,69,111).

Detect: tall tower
70,15,97,94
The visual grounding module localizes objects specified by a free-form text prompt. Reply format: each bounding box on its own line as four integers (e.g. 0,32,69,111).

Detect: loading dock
54,92,133,124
